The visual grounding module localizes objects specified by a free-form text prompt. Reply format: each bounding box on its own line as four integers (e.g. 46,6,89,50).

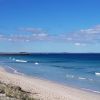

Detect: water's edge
1,65,100,95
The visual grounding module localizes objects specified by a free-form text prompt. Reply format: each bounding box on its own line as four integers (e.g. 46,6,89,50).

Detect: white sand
0,67,100,100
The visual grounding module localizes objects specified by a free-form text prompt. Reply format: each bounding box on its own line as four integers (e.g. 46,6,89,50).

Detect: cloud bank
0,25,100,45
58,25,100,45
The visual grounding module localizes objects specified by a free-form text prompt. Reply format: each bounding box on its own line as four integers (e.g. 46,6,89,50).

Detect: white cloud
37,33,48,37
19,27,46,34
0,25,100,44
63,25,100,44
80,25,100,34
74,43,81,46
74,43,86,46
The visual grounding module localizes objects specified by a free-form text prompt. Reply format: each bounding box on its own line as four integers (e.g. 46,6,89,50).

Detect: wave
66,74,74,78
65,73,95,82
8,66,24,75
66,75,88,80
15,59,27,63
95,72,100,76
34,62,39,65
9,57,39,64
78,77,86,80
88,78,93,81
9,57,28,63
82,88,100,94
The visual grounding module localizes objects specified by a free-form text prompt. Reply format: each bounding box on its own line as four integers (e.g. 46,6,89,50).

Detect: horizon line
0,52,100,54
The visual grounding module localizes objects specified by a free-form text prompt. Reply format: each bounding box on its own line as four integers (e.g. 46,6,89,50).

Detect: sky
0,0,100,53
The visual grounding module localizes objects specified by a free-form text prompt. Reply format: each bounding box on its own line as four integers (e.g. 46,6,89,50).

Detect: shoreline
0,66,100,100
4,65,100,94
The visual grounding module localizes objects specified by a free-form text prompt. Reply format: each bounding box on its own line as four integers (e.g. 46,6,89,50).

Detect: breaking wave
15,59,27,63
95,72,100,76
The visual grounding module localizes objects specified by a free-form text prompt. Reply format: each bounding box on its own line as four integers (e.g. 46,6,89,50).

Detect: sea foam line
15,59,27,63
8,66,24,75
95,72,100,76
78,77,86,80
10,57,27,63
66,74,74,78
82,88,100,94
66,74,94,82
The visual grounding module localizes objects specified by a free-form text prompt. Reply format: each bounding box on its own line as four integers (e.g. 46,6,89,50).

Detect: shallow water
0,53,100,93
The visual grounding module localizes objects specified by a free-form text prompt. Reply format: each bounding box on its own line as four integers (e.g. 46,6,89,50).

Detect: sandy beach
0,67,100,100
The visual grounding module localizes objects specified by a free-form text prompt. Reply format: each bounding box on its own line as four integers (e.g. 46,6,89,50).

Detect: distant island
0,52,100,55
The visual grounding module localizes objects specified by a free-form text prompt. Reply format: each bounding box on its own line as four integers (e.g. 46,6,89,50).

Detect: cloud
0,27,49,41
74,43,86,46
63,25,100,44
74,43,81,46
18,27,47,35
80,25,100,34
0,25,100,45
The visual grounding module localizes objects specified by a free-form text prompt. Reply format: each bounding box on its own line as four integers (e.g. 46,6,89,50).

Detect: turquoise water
0,53,100,93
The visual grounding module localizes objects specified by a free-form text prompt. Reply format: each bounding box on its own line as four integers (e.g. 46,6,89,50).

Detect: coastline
4,65,100,94
0,66,100,100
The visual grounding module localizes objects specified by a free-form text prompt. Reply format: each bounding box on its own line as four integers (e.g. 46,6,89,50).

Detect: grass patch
0,82,38,100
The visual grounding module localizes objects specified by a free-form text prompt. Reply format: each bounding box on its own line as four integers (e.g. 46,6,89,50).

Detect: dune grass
0,81,38,100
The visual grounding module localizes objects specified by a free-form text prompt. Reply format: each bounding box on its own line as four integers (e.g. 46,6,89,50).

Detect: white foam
82,88,100,94
35,62,39,65
66,74,74,78
95,72,100,76
88,78,93,81
8,66,15,71
78,77,86,80
15,59,27,63
8,66,24,75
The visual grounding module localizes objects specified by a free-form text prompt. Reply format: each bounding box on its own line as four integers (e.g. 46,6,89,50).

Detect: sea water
0,53,100,93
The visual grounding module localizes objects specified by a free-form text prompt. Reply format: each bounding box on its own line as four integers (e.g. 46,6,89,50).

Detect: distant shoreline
0,52,100,55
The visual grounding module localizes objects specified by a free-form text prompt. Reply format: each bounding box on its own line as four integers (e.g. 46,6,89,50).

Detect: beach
0,67,100,100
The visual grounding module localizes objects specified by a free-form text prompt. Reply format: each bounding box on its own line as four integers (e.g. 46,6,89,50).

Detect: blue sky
0,0,100,52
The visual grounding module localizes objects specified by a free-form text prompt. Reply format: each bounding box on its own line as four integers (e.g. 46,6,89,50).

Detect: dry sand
0,67,100,100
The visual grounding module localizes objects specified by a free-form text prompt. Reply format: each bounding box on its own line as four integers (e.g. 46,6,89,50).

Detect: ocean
0,53,100,93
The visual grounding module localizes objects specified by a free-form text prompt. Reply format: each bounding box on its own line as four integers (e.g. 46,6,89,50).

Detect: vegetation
0,82,38,100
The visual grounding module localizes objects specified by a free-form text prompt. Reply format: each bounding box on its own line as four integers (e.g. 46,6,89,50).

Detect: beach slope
0,67,100,100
